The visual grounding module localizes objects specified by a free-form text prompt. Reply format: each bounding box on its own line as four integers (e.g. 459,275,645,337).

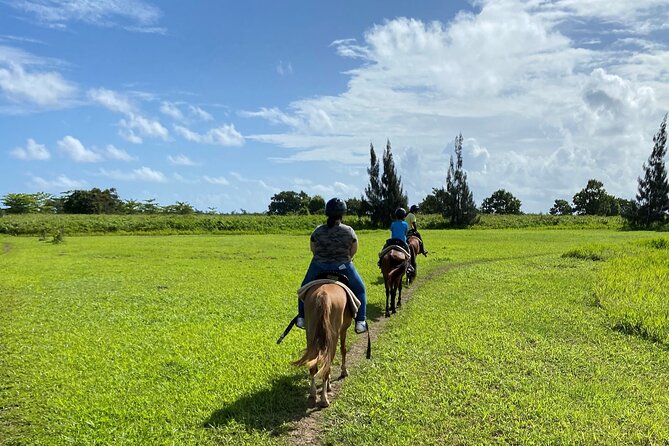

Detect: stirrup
296,317,305,329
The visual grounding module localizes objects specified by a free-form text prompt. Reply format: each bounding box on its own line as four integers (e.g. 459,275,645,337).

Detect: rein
276,316,297,344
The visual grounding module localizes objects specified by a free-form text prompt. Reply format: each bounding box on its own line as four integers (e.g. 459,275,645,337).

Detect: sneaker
355,321,368,334
296,317,305,329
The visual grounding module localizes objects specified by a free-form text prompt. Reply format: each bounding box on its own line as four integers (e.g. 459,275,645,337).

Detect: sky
1,0,669,214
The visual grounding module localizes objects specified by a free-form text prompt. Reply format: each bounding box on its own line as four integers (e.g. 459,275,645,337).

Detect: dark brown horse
407,235,420,284
381,248,409,317
293,283,352,407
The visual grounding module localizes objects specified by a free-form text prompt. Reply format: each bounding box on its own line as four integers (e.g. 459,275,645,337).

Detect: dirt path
286,261,453,446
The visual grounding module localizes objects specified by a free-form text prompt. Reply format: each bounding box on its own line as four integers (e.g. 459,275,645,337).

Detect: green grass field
1,228,667,445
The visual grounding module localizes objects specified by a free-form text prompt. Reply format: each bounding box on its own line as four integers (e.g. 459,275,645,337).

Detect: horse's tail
292,288,334,378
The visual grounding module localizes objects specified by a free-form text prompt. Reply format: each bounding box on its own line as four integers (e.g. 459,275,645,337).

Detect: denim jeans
297,260,367,322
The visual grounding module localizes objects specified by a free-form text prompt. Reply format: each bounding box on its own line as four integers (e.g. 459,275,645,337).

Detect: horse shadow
204,373,322,436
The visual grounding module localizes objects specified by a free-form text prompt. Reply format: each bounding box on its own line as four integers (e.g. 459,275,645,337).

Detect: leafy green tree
2,192,53,214
444,134,478,226
62,188,122,214
363,143,384,226
163,201,196,214
572,179,617,216
634,114,669,226
480,189,522,214
549,199,572,215
308,195,325,214
140,198,161,214
267,190,309,215
345,197,364,217
420,187,448,214
380,139,408,226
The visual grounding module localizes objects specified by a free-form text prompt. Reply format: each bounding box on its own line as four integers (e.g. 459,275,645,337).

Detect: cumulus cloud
10,138,50,160
242,0,669,211
88,87,169,143
174,124,244,146
105,144,135,161
167,154,198,166
57,135,103,162
160,101,184,120
189,105,213,121
0,61,76,107
99,166,167,182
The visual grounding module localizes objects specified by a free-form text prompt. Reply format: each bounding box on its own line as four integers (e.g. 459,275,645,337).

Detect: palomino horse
293,283,353,407
406,235,420,284
380,248,409,317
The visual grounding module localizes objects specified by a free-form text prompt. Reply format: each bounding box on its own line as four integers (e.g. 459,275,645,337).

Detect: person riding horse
406,205,428,256
296,198,368,334
377,208,413,274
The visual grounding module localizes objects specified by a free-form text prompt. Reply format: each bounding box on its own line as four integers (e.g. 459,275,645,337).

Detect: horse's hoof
340,369,348,378
385,312,390,317
319,399,330,408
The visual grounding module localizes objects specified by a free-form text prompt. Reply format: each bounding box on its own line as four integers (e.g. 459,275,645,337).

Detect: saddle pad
378,245,411,258
296,279,361,319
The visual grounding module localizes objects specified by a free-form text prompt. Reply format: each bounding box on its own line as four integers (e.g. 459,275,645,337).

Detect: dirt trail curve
286,261,453,446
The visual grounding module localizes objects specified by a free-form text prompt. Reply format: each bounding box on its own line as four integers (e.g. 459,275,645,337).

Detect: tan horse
293,283,353,407
406,235,420,284
381,248,409,317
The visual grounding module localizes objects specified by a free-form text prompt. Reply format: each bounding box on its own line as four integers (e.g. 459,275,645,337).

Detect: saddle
296,276,360,319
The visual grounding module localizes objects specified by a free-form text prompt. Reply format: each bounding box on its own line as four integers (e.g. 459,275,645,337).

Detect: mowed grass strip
1,229,666,445
324,231,669,445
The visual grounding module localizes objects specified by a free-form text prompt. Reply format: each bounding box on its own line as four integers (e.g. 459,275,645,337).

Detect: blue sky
1,0,668,213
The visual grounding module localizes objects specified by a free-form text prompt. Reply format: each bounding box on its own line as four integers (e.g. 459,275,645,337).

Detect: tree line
3,116,668,228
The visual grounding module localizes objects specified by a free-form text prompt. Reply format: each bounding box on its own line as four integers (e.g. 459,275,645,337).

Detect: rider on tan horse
406,205,428,256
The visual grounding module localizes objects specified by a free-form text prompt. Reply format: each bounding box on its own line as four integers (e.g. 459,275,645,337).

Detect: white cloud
175,123,244,146
0,62,76,106
189,105,213,121
160,101,184,120
242,1,669,212
57,135,103,162
10,138,50,160
204,175,230,185
119,113,169,143
168,154,198,166
8,0,164,32
88,88,169,143
88,88,135,114
99,166,167,182
105,144,135,161
276,60,293,76
29,174,86,189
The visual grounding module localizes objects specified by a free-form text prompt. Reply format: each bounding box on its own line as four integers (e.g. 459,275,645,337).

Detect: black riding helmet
395,207,407,219
410,205,419,213
325,198,347,218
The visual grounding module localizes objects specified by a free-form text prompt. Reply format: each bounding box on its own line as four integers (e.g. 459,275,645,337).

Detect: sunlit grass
1,229,667,445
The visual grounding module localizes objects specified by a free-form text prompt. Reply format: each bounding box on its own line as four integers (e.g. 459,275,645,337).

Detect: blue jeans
298,260,367,322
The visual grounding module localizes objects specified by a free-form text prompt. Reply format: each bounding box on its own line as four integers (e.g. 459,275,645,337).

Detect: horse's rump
381,249,408,280
293,284,348,379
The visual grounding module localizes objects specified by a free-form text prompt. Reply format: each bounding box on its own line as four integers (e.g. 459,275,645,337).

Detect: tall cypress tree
364,142,384,226
381,139,408,227
635,114,669,226
444,133,478,226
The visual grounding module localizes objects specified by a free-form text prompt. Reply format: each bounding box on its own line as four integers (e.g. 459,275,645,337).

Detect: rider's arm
310,240,316,254
349,239,358,258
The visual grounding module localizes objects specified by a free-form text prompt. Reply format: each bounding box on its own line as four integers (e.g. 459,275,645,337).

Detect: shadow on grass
204,373,321,436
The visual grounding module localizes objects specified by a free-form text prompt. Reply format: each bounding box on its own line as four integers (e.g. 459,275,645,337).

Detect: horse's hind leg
397,282,403,308
385,285,391,317
308,366,318,401
320,373,331,407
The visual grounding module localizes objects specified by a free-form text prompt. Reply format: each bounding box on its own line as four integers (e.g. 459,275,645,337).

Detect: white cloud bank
243,0,669,212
